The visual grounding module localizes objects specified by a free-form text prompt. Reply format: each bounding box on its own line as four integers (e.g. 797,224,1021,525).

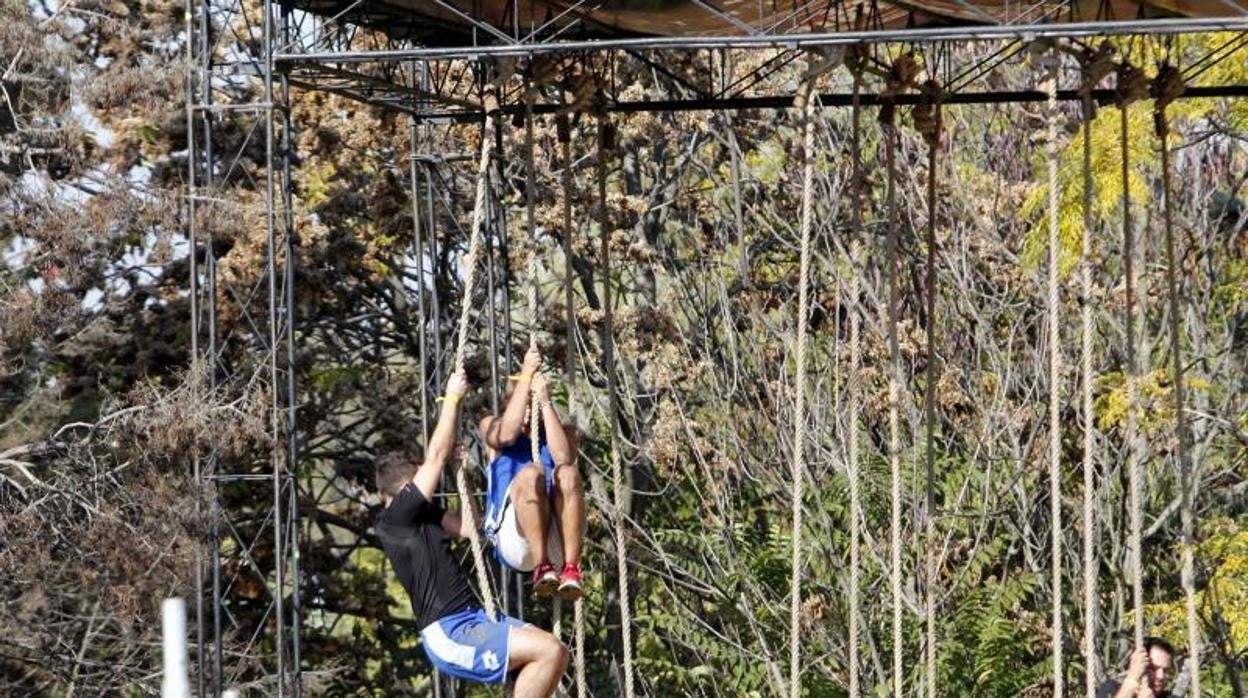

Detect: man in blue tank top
479,345,586,599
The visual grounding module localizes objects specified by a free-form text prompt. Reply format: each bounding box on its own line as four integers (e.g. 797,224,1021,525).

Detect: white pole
162,598,190,698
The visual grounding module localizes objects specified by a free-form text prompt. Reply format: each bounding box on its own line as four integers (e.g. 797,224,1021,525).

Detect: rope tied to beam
1040,48,1065,698
453,86,502,621
597,114,636,698
913,78,943,149
1076,43,1107,698
1152,64,1202,696
916,75,942,698
787,73,818,698
1114,58,1149,653
556,110,589,698
1076,43,1116,101
1115,61,1151,108
846,52,865,698
878,51,919,130
880,74,904,698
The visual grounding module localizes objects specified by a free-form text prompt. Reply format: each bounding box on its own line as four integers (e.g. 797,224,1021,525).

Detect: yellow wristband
436,393,461,406
508,373,532,384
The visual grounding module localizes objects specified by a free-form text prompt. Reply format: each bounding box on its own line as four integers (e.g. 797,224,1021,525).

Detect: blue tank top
483,434,555,550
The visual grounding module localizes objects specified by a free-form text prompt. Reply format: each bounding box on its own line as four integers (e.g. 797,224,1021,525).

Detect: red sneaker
557,563,583,601
532,562,558,597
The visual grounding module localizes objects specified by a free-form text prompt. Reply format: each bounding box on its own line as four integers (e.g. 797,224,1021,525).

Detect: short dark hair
375,450,420,499
1144,636,1177,658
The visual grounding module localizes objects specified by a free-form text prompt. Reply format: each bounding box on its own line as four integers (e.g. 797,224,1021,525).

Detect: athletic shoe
532,562,558,597
557,563,583,601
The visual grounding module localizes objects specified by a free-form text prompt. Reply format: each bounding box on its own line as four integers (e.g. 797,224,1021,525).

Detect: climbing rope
787,75,817,698
915,77,942,698
557,112,589,698
452,87,502,621
845,44,865,698
1077,45,1109,698
1042,51,1064,698
598,117,637,698
519,84,562,653
1153,64,1202,695
880,72,904,698
1116,59,1149,652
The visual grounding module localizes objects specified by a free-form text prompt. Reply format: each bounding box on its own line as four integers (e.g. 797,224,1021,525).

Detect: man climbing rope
375,371,569,696
1096,637,1176,698
479,345,586,600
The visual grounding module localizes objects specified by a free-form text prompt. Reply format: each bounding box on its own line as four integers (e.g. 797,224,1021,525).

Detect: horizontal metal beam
407,84,1248,121
276,16,1248,64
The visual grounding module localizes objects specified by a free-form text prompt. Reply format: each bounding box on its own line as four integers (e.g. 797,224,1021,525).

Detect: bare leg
509,625,569,697
551,464,585,566
510,464,550,566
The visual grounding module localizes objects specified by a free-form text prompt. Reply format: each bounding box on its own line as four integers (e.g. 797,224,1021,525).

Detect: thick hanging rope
598,118,636,698
915,77,942,698
520,87,564,651
879,54,919,697
1153,65,1201,695
787,77,817,698
1077,43,1113,698
845,45,865,698
1042,51,1064,698
1116,59,1150,651
881,85,904,698
557,112,589,698
452,88,502,620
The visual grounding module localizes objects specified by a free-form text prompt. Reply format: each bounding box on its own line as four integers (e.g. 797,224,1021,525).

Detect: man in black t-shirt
375,372,568,696
1096,637,1175,698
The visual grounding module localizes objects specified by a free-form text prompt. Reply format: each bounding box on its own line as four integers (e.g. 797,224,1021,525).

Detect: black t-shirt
375,483,476,630
1097,679,1170,698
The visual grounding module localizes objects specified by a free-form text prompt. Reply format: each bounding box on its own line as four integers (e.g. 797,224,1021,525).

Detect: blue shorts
420,607,527,684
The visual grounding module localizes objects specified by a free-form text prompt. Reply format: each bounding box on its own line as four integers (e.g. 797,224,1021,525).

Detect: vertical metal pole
409,69,431,446
492,111,520,623
279,6,301,694
183,0,205,691
418,61,446,698
422,63,444,399
486,191,501,414
262,0,286,689
195,0,222,688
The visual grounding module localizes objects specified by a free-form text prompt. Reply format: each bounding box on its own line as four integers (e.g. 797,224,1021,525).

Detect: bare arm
480,345,542,449
412,372,469,500
440,510,464,538
1113,650,1149,698
534,373,574,467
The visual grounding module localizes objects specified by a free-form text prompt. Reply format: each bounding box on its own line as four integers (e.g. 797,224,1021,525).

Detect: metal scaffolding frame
183,0,1248,688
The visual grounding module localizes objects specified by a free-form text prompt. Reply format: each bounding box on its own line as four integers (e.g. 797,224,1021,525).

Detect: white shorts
496,501,565,572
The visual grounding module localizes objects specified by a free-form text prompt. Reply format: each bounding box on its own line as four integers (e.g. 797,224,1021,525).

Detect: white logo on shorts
481,650,500,671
